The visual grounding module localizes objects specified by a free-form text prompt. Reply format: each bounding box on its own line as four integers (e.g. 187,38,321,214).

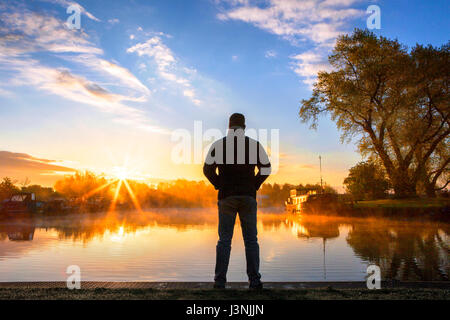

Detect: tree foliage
0,177,20,201
54,171,109,199
300,29,449,198
343,161,390,200
21,185,60,201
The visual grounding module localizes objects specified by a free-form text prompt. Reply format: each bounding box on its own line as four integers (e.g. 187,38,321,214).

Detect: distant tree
156,179,216,207
21,185,60,201
54,171,109,199
323,185,338,194
299,29,449,198
259,183,294,207
20,177,31,188
344,161,390,201
295,183,337,195
0,177,20,201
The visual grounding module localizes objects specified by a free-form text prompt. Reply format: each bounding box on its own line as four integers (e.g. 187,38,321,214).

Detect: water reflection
0,210,448,281
0,218,35,241
346,219,449,281
287,215,340,239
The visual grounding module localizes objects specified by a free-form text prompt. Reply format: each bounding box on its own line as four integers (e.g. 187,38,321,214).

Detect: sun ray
83,180,116,199
123,179,143,213
108,179,123,213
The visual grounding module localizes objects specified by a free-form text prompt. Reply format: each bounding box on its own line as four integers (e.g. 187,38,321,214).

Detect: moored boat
1,193,37,218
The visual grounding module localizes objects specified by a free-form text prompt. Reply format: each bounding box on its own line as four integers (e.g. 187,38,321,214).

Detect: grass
0,287,449,300
354,198,450,209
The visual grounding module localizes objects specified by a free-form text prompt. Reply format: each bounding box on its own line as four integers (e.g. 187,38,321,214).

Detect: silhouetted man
203,113,271,289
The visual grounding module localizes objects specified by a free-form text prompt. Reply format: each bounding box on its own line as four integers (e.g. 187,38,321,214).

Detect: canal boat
285,189,317,213
285,189,352,214
1,193,37,217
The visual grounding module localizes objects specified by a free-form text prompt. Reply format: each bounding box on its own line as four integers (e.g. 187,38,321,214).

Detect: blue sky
0,0,449,188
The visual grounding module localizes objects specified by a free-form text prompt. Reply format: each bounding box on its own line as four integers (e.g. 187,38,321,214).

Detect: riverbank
350,198,450,221
301,198,450,221
354,198,450,208
0,282,448,300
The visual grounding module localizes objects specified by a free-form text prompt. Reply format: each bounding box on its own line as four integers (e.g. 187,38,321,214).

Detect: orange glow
83,180,116,199
79,174,143,214
108,179,123,212
110,226,125,242
123,179,143,213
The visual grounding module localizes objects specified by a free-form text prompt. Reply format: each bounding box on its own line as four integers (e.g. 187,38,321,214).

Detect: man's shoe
249,282,263,290
213,283,226,289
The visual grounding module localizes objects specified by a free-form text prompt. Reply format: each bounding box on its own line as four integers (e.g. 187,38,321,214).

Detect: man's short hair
229,113,245,129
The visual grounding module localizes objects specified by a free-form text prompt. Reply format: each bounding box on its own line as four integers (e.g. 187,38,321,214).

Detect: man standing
203,113,271,289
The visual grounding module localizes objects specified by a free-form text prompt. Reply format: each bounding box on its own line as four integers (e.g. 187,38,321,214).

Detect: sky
0,0,449,189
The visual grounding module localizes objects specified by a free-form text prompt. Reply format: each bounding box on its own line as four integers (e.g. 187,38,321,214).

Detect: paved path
0,281,448,289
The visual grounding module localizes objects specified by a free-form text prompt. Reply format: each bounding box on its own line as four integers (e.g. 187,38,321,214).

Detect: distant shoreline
1,200,449,222
283,198,449,222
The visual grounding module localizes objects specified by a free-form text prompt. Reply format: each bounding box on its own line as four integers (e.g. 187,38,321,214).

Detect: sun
83,159,144,214
113,166,131,181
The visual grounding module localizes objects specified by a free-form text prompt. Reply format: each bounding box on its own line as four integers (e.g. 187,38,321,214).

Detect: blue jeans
214,196,261,286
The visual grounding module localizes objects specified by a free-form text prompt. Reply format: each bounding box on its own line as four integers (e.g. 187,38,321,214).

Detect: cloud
0,87,13,97
183,89,195,98
265,50,277,58
70,55,151,97
183,67,197,75
290,49,332,87
38,0,101,22
0,6,165,133
218,0,363,45
127,36,202,106
108,18,120,24
217,0,365,85
127,37,176,71
0,151,78,186
3,59,153,120
0,151,75,173
0,11,102,56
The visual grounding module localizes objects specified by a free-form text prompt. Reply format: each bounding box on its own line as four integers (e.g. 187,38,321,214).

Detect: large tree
300,29,449,198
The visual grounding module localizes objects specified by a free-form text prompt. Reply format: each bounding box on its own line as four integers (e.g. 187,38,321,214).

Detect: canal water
0,209,448,282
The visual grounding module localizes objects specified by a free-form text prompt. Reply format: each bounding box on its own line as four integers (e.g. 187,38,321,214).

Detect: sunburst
123,179,143,213
83,176,143,214
108,179,122,212
83,180,116,199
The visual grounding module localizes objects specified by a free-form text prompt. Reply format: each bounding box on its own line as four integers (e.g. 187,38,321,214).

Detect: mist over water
0,209,448,282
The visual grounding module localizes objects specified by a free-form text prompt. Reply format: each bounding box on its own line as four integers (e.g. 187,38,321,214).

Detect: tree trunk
391,172,417,198
425,184,437,198
392,184,417,199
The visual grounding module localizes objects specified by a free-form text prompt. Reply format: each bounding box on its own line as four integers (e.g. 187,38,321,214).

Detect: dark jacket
203,130,271,200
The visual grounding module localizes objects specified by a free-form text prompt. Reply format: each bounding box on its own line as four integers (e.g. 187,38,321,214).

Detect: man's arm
203,143,220,190
255,142,271,190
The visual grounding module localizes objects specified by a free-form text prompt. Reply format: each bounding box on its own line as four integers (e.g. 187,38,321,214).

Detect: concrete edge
0,281,448,290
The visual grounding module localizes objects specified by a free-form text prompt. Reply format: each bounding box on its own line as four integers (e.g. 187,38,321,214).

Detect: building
285,189,317,213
